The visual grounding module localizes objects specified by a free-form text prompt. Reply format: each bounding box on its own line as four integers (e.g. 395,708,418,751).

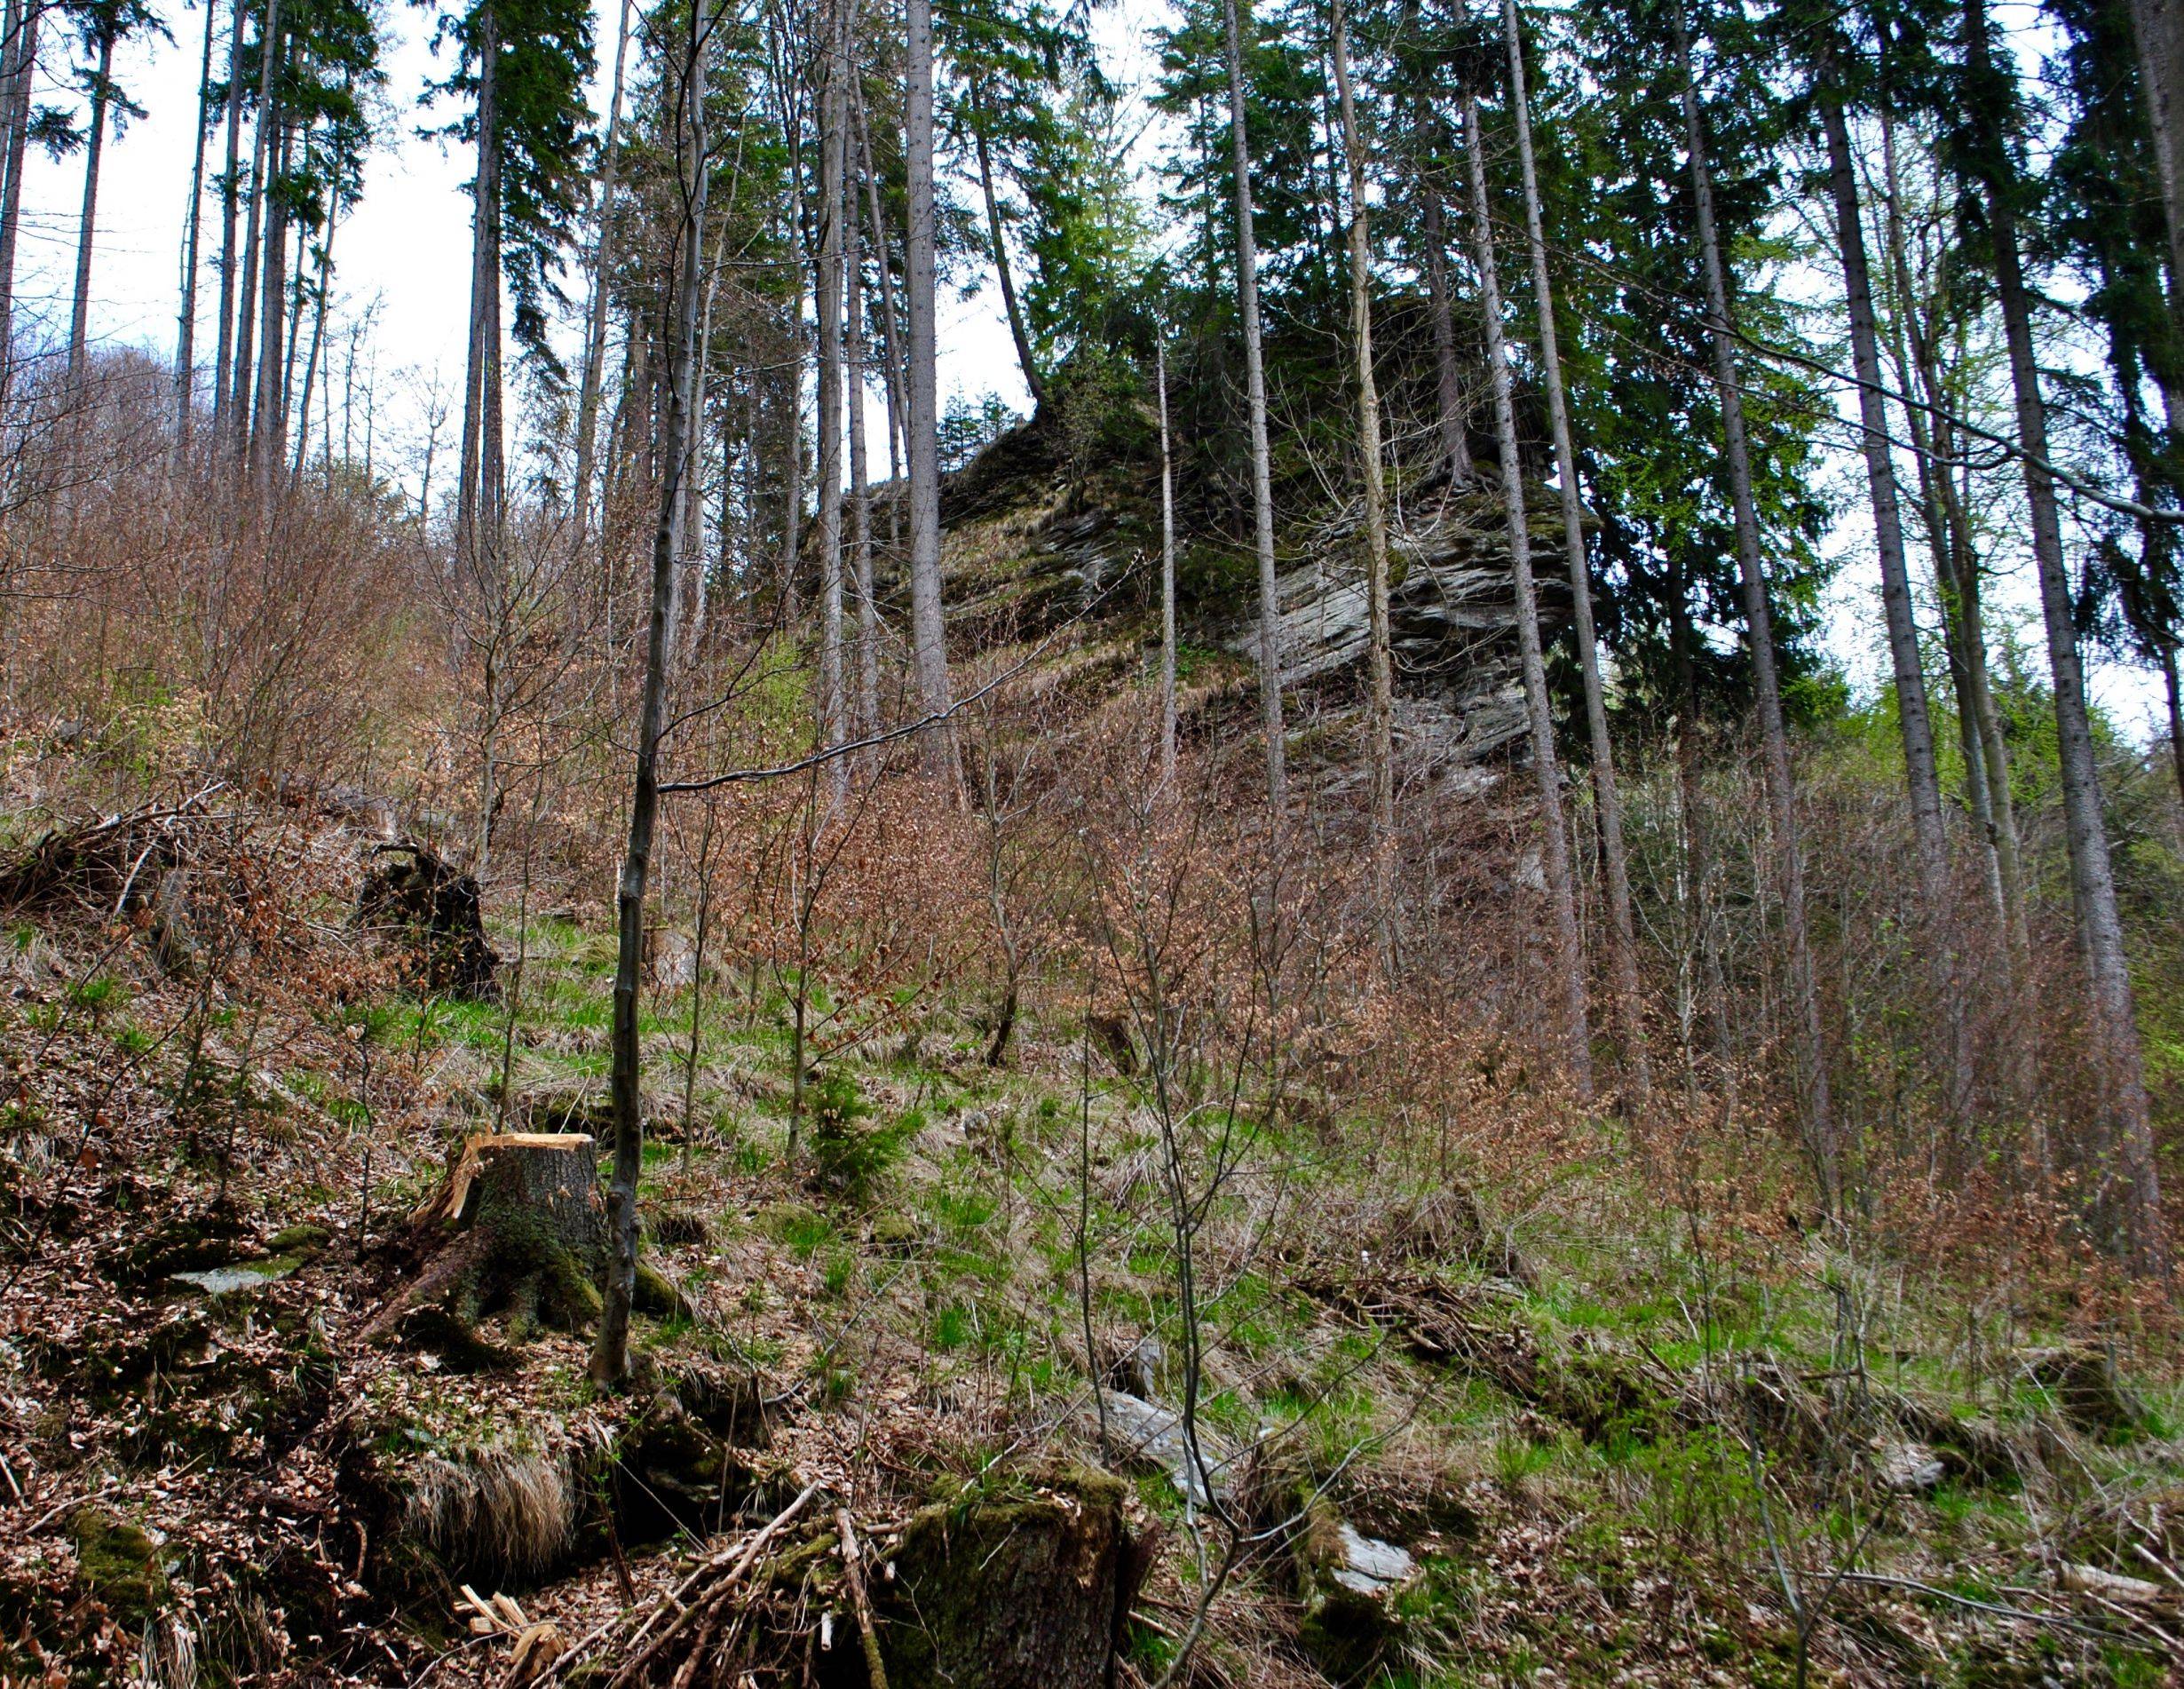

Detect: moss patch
71,1507,166,1629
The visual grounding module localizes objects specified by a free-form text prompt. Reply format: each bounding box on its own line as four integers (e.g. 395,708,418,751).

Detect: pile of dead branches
0,783,226,914
544,1480,902,1688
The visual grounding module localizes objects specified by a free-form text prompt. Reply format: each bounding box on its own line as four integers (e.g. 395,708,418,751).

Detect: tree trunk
816,0,848,805
1815,70,1965,1114
173,0,219,452
2164,644,2184,821
1968,0,2163,1274
905,0,955,777
1874,104,2030,967
846,142,879,750
1670,0,1833,1197
0,0,36,408
66,30,114,387
853,89,907,500
678,221,720,659
291,186,340,478
970,75,1042,408
781,171,806,615
229,0,281,460
1504,0,1648,1102
2128,0,2184,329
1223,0,1287,813
595,0,714,1391
210,0,244,447
1420,178,1473,485
458,3,501,567
572,0,632,551
1462,90,1594,1099
253,104,292,497
1157,334,1177,789
1330,0,1394,887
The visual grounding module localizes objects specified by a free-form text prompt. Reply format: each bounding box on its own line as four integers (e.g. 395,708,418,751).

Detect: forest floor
2,784,2181,1688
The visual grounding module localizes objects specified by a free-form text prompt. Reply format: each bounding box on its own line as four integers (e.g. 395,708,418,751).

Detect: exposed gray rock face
1232,489,1571,774
924,413,1574,778
1085,1390,1238,1506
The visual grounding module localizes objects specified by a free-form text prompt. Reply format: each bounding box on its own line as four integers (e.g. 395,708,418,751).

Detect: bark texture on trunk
1504,0,1648,1102
1970,0,2164,1274
66,30,113,386
905,0,955,776
1463,90,1594,1099
1223,0,1286,813
595,0,713,1389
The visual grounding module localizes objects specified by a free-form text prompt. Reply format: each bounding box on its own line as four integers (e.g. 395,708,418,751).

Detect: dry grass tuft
403,1446,575,1577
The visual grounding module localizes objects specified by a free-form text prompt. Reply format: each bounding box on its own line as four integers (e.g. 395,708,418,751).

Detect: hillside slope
0,772,2178,1688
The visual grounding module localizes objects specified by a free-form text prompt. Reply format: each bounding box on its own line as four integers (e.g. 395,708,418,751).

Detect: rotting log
362,1134,606,1350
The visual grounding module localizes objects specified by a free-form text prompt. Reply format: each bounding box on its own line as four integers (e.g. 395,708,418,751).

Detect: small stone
170,1259,297,1296
1875,1441,1946,1494
1087,1391,1234,1505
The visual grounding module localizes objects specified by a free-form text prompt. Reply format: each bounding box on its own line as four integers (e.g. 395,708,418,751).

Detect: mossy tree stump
366,1135,608,1349
871,1469,1135,1689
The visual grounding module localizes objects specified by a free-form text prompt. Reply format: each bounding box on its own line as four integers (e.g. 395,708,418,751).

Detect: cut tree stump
364,1134,607,1348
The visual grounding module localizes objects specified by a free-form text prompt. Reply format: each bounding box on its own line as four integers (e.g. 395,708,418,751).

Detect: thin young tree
1221,0,1286,811
1501,0,1648,1099
1670,0,1834,1194
1963,0,2163,1271
595,0,715,1391
1461,87,1593,1098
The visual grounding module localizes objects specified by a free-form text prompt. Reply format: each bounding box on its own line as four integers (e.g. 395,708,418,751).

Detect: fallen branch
1829,1571,2140,1645
552,1478,819,1687
835,1509,890,1689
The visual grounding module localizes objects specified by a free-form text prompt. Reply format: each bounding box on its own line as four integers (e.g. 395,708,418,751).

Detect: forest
0,0,2183,1678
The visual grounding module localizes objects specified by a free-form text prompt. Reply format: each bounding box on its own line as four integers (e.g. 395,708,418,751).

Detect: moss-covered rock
876,1467,1133,1689
268,1222,332,1260
71,1507,166,1630
1292,1495,1418,1685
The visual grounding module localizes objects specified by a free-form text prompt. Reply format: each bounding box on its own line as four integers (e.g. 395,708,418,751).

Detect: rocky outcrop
1233,488,1572,776
924,408,1574,779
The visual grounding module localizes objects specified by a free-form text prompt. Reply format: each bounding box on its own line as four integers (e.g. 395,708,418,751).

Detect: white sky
15,0,2171,744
